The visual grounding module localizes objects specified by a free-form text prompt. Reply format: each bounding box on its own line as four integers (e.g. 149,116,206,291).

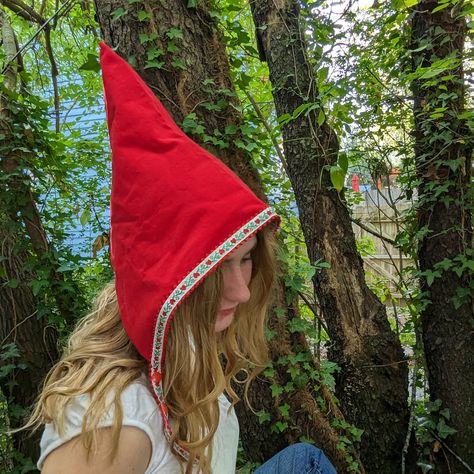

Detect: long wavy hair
26,229,277,473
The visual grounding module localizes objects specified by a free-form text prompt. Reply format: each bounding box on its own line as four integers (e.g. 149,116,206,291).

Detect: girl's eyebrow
226,240,257,261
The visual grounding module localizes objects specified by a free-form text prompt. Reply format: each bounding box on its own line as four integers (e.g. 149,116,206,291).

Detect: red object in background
351,174,360,192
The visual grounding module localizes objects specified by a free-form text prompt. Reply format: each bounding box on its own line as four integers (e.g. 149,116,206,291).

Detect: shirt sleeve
37,380,168,473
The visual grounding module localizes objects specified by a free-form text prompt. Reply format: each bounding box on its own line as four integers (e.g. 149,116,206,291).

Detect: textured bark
94,1,362,471
250,1,410,473
0,10,62,465
0,230,59,464
94,0,265,200
411,2,474,471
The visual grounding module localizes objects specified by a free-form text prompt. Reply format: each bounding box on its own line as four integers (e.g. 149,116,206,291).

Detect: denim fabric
253,443,337,474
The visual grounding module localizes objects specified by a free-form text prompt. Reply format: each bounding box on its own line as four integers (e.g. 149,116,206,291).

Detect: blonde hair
26,229,277,473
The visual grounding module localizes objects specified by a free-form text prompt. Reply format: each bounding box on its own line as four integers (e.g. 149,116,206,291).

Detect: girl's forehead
226,236,257,260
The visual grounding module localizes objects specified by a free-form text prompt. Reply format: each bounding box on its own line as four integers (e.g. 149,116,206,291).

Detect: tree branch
351,216,398,247
245,90,290,177
1,0,45,24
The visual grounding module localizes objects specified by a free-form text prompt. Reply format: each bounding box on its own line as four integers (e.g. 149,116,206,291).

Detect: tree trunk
0,230,59,466
0,9,60,466
411,2,474,471
250,1,410,473
94,0,363,471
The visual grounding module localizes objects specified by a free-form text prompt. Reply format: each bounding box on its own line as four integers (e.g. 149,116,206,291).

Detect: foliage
0,0,472,471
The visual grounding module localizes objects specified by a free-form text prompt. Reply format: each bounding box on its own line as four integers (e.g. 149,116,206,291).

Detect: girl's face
215,235,257,332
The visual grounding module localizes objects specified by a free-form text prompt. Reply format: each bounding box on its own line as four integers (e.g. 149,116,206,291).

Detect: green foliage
415,399,458,471
0,0,472,471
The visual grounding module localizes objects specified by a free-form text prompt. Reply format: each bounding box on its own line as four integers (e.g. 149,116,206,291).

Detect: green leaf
338,152,348,174
167,42,179,53
147,46,164,60
5,279,19,288
137,10,151,21
272,421,288,432
278,404,290,418
111,7,128,21
432,2,451,12
31,279,45,296
263,366,275,377
330,166,345,191
317,109,325,126
437,418,457,439
318,67,329,83
139,33,158,44
78,54,100,72
145,60,165,69
57,263,75,272
287,365,300,379
187,0,197,6
270,384,284,397
80,208,91,226
167,28,183,40
172,59,187,70
392,0,418,9
224,125,238,135
257,410,271,424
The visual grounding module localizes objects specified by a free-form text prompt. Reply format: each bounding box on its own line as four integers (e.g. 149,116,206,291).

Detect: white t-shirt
37,379,239,473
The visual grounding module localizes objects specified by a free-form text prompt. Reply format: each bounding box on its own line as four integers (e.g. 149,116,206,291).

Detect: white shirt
38,379,239,473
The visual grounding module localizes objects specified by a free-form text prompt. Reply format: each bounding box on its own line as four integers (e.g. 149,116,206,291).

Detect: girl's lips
219,307,236,316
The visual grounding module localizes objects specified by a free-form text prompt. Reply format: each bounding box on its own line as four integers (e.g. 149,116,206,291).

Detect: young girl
28,43,337,474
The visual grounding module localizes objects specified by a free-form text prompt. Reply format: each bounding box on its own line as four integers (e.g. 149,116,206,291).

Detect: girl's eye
242,255,253,263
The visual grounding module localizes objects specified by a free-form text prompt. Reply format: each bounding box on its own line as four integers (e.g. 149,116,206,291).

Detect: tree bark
0,230,59,465
94,0,363,471
0,8,60,465
411,1,474,470
250,1,410,473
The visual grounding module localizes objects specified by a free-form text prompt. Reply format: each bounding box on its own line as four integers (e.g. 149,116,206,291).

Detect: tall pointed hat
99,42,279,456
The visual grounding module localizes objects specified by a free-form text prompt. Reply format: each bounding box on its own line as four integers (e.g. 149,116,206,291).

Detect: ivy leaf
272,421,288,432
111,7,128,22
257,410,271,424
145,60,165,69
147,46,164,60
224,125,238,135
137,10,151,21
437,418,457,439
171,59,187,70
31,279,45,296
5,279,19,288
278,404,290,418
78,54,100,72
167,28,183,40
139,33,158,44
167,42,180,53
270,384,284,397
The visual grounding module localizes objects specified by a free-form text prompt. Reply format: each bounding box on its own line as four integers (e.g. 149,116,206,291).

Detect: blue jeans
253,443,337,474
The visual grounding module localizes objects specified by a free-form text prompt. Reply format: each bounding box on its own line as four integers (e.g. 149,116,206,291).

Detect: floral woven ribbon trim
150,206,279,461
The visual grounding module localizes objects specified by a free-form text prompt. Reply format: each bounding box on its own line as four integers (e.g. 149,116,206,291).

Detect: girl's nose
222,264,251,304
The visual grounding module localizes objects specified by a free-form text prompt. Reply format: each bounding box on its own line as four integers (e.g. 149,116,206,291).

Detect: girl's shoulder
38,377,181,473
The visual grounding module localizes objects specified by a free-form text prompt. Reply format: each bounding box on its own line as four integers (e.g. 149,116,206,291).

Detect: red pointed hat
99,42,279,456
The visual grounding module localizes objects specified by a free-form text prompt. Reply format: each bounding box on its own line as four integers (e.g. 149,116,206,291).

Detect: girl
27,43,337,474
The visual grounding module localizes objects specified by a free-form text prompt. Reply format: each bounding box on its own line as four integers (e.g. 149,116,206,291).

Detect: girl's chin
214,312,235,332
